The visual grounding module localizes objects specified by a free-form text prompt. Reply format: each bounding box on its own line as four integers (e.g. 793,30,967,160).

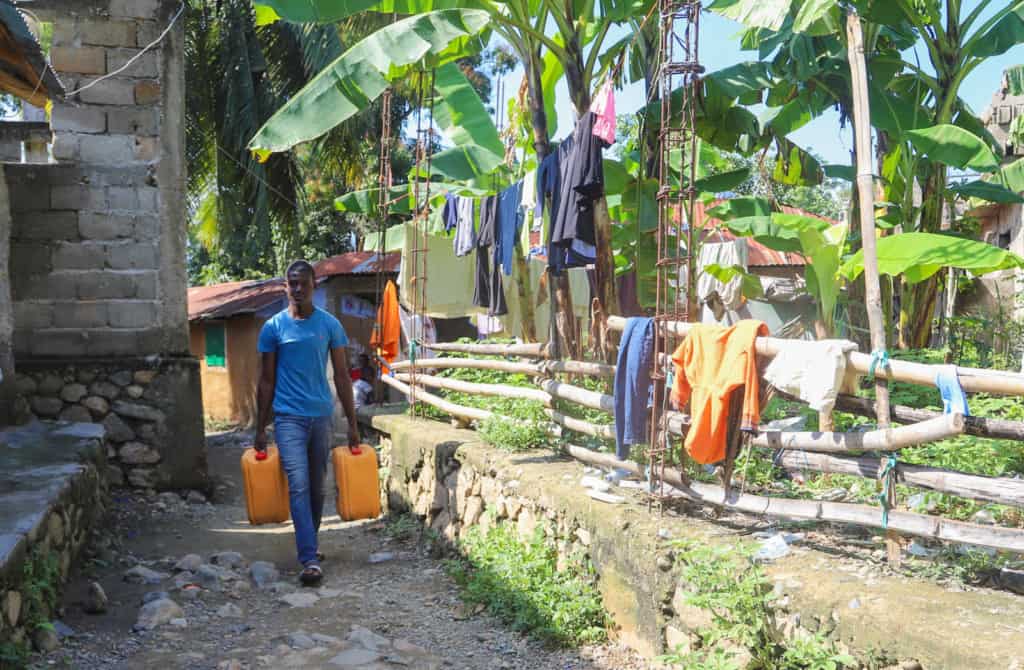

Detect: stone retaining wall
366,411,1024,669
13,357,206,490
1,424,107,656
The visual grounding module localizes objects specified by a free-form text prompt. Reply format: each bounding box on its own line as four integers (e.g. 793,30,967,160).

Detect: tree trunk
523,44,576,357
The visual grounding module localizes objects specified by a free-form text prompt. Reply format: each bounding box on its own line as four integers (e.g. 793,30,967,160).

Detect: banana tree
707,0,1024,348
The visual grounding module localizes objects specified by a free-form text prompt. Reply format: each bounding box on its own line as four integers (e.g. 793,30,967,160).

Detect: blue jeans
274,414,332,566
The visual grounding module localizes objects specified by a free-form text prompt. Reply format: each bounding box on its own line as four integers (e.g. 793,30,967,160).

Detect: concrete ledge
0,420,107,651
367,413,1024,669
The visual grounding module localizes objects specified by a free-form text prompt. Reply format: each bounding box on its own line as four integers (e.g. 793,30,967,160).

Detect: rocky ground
25,430,653,670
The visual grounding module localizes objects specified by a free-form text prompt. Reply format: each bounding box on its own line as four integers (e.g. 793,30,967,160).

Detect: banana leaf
839,232,1024,284
707,0,794,31
254,0,493,24
432,61,503,156
904,124,1001,173
947,180,1024,205
249,9,490,157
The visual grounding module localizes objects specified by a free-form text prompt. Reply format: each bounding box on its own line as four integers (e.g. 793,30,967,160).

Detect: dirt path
31,432,652,670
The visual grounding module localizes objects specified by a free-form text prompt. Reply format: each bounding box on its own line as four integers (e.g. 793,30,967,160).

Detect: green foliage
658,540,855,669
384,513,420,541
22,547,61,633
0,641,27,670
478,415,552,452
445,521,609,647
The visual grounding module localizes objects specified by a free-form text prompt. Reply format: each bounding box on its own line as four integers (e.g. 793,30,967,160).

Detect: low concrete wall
13,356,207,490
366,412,1024,669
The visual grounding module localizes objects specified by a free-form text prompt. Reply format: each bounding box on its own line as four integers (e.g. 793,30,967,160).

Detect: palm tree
185,1,410,283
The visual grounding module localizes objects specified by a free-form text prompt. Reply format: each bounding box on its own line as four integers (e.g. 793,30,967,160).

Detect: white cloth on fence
696,239,749,311
764,339,858,415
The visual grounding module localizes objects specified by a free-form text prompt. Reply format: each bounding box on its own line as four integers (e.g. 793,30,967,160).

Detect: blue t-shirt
257,308,348,417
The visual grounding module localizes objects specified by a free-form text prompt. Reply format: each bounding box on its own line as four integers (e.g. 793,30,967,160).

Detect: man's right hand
254,430,268,453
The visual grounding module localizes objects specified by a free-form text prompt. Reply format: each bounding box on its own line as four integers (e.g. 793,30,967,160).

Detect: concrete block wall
9,0,187,359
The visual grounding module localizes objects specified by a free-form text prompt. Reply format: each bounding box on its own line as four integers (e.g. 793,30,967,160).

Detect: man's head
285,260,316,308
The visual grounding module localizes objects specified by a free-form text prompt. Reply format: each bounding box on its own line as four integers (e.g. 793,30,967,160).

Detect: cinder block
9,242,52,273
136,20,163,46
137,187,159,211
52,184,108,211
30,329,91,357
9,184,50,212
106,49,159,78
12,211,79,242
107,300,157,328
53,242,107,270
51,133,81,162
108,186,138,210
79,135,136,166
51,105,106,134
133,215,160,239
52,301,108,328
85,329,139,357
50,47,106,75
79,20,138,48
132,271,158,299
106,242,157,270
106,108,158,136
51,22,79,48
133,136,159,162
75,270,139,300
13,301,54,330
79,213,134,240
134,80,161,105
78,78,135,106
109,0,161,19
14,273,78,301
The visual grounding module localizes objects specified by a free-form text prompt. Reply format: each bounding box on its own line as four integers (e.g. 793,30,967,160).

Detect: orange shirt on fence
670,320,768,464
371,280,400,370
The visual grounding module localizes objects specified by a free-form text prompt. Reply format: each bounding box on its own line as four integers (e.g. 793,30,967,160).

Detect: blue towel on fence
614,317,654,460
936,365,970,417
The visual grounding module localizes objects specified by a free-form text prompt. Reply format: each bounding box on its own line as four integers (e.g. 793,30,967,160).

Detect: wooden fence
379,318,1024,554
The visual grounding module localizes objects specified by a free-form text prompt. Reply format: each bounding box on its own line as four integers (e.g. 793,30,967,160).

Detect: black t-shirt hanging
472,195,507,316
551,112,608,249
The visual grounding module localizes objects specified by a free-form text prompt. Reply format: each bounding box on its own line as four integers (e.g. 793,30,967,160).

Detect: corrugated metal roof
1,2,63,107
189,252,400,320
188,278,284,321
314,251,400,276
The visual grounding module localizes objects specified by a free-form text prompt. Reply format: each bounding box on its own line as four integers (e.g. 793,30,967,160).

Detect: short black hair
286,260,315,279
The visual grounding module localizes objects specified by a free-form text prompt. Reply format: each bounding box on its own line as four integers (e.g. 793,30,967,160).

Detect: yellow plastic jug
333,444,382,521
240,446,290,524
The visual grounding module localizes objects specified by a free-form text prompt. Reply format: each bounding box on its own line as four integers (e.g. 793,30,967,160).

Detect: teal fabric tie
409,340,418,366
868,349,890,381
877,454,898,529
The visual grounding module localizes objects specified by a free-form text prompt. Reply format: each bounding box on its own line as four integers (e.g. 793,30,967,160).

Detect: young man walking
255,260,360,585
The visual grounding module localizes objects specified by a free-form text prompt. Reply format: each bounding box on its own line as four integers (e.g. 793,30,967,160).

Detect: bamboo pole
393,373,552,405
830,394,1024,442
380,375,492,423
423,341,547,358
562,444,1024,553
775,450,1024,508
607,316,1024,397
389,356,616,378
847,8,900,565
538,379,615,413
545,409,616,439
663,411,965,453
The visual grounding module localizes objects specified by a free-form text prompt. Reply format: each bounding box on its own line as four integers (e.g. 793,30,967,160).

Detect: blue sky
495,4,1024,166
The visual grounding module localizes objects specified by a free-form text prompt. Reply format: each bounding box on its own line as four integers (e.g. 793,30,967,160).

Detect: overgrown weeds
445,518,608,647
659,540,855,669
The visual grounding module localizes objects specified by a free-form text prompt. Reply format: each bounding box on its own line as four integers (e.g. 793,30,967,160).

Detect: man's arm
254,351,276,452
330,347,360,448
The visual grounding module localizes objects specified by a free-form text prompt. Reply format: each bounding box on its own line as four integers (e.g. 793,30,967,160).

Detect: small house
188,252,399,427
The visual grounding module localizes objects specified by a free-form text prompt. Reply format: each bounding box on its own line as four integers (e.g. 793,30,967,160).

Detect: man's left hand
348,423,361,449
